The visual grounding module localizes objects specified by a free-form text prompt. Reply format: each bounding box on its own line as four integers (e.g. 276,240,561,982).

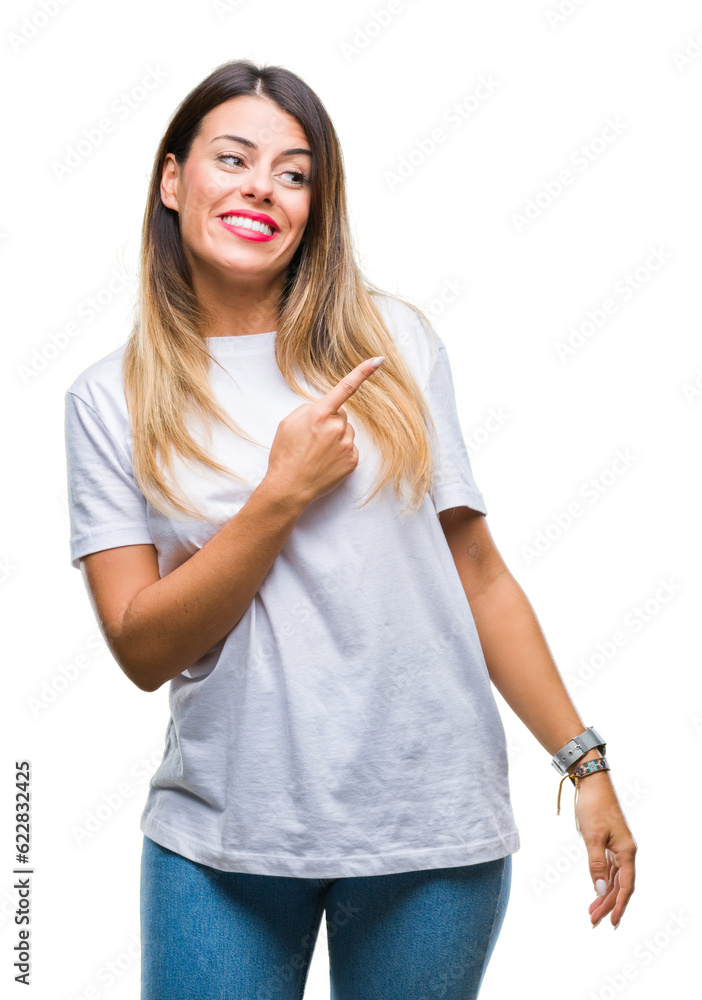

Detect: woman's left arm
439,505,638,930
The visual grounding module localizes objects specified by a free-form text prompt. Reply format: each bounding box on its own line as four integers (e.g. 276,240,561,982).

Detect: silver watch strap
551,726,606,775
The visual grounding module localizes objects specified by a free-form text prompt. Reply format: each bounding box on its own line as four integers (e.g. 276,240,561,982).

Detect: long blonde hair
123,59,440,520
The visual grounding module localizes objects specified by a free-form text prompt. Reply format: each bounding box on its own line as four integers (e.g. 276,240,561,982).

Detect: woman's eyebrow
209,134,312,157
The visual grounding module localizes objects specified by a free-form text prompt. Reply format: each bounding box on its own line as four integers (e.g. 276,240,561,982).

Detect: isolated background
3,0,701,997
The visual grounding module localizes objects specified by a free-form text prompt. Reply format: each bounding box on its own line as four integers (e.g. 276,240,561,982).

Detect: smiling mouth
219,213,277,237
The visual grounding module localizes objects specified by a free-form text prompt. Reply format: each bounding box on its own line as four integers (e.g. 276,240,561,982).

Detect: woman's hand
265,356,385,507
571,772,637,929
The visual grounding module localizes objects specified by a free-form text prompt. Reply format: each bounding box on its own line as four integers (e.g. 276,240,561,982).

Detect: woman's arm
84,478,308,693
438,506,600,762
438,505,637,929
81,357,383,694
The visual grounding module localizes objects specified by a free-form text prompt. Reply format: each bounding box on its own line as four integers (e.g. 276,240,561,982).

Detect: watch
551,726,606,775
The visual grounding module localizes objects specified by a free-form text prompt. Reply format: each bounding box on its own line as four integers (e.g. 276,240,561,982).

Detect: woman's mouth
218,214,278,242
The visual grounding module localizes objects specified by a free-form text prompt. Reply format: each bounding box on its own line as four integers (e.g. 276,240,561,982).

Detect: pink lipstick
218,209,279,242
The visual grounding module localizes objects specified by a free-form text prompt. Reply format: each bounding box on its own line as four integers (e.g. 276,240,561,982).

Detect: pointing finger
318,356,385,416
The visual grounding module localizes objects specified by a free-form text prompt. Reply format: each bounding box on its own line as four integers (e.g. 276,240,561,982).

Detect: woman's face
161,95,312,289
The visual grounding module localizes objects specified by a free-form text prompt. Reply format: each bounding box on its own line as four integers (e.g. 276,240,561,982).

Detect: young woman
64,60,637,999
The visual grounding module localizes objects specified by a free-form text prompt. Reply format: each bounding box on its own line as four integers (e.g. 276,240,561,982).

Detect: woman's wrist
566,746,608,775
566,749,613,796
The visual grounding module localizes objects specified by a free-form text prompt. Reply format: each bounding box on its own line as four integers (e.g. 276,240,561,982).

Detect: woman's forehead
200,96,309,147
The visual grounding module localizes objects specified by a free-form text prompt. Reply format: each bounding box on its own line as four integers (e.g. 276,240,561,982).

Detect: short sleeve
65,390,154,570
423,339,488,517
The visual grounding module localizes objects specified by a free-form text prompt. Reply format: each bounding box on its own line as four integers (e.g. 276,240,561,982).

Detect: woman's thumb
589,852,609,896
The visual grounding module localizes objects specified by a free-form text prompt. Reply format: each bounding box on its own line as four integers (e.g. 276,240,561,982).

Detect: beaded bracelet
557,756,610,834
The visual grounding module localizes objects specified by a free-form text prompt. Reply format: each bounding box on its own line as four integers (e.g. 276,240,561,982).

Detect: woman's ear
160,153,179,212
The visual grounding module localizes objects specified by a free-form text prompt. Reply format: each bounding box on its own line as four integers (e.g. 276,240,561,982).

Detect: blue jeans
140,834,512,999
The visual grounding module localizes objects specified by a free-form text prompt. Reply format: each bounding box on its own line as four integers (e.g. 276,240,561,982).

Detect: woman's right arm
82,478,308,692
81,355,385,693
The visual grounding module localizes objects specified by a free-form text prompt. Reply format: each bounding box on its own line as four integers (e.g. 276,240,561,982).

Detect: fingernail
592,918,602,929
369,356,385,369
595,879,607,896
614,921,620,930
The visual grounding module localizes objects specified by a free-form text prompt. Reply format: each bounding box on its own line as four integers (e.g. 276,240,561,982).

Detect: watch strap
551,726,606,775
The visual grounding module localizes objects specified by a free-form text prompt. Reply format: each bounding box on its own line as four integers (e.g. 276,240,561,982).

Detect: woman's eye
218,154,244,167
281,170,308,185
216,155,308,185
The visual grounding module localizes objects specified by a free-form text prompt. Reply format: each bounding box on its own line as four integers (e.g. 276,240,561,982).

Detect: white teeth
221,214,275,235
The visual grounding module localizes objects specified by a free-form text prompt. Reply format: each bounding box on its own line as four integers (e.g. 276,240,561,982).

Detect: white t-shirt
64,292,520,877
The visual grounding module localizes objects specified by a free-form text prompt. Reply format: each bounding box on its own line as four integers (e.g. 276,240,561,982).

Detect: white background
3,0,701,997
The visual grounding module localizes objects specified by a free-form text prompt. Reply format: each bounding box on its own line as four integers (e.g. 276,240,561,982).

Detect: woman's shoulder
371,291,440,387
65,342,130,435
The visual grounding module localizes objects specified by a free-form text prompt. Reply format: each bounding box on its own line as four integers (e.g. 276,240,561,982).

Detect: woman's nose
238,167,274,202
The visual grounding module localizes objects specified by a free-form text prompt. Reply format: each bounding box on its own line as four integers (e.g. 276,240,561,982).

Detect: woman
64,60,637,999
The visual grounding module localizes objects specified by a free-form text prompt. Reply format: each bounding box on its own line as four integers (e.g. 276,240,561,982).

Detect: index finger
610,858,636,928
318,356,385,415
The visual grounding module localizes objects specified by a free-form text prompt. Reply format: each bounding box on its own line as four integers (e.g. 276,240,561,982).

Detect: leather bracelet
556,756,610,834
